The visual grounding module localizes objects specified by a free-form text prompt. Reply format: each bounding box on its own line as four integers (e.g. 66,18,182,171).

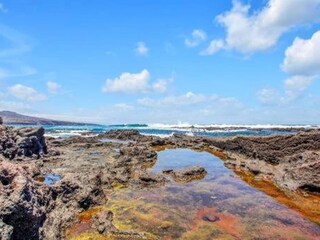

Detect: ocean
26,123,319,139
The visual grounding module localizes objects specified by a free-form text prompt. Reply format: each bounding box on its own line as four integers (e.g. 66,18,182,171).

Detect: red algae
234,170,320,225
193,207,242,239
66,148,320,239
78,206,104,222
65,206,106,239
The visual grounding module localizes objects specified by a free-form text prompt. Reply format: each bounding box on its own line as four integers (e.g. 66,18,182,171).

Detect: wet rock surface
0,126,320,239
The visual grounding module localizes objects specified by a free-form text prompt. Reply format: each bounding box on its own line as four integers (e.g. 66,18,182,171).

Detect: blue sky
0,0,320,124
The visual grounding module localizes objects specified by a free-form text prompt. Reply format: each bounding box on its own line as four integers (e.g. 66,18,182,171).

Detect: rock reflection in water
106,149,320,240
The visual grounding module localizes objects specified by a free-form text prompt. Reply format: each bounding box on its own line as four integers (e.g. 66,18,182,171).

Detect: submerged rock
163,166,207,183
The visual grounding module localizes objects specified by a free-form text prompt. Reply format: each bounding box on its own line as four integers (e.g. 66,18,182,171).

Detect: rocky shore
0,119,319,239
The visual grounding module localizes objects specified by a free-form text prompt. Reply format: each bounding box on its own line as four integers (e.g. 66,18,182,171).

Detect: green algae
67,148,320,239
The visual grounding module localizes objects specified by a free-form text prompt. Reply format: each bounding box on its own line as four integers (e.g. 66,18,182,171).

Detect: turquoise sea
11,123,317,138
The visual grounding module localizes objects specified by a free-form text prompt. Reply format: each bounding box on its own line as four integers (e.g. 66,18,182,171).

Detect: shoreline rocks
1,126,320,239
0,126,47,160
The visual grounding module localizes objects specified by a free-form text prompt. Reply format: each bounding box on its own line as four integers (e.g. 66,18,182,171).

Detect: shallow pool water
106,149,320,240
44,173,62,185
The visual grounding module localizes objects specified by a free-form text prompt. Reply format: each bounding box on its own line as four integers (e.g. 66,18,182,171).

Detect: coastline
0,125,319,239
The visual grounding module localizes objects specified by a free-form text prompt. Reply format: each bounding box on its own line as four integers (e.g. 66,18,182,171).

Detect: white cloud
185,29,207,48
205,0,320,54
102,69,150,93
283,75,316,100
47,81,61,94
135,42,149,56
257,88,279,104
257,76,316,104
8,84,47,102
152,79,170,93
200,39,225,55
258,30,320,105
102,69,171,94
282,31,320,75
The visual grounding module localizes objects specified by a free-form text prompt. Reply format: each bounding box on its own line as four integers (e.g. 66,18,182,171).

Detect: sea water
14,123,318,139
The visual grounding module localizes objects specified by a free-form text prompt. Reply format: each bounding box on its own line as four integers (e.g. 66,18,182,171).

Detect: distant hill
0,111,95,126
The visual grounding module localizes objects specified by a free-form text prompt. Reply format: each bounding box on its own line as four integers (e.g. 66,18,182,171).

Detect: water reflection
106,149,320,239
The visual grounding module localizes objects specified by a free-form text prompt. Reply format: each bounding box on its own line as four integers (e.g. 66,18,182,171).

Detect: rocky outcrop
0,158,50,240
282,151,320,193
42,172,106,239
208,130,320,164
0,126,47,160
98,129,153,142
207,131,320,193
1,126,320,239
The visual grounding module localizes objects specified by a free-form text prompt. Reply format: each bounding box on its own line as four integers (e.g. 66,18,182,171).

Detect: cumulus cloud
185,29,207,48
200,39,225,55
102,69,150,93
283,75,316,100
258,30,320,104
282,31,320,75
281,32,320,102
8,84,47,102
102,69,171,94
47,81,61,94
151,78,172,93
204,0,320,54
135,42,149,56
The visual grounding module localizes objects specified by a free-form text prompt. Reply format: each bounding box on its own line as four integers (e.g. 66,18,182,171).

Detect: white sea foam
141,132,175,138
147,123,318,130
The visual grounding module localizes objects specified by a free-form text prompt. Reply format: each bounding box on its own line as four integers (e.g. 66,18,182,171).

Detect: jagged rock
0,159,50,240
208,130,320,164
41,172,106,239
0,127,47,160
98,129,153,142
